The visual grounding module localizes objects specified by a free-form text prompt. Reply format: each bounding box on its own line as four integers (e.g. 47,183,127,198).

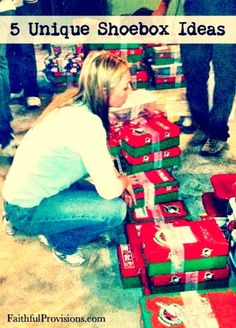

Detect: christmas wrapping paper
125,219,229,276
140,289,236,328
130,200,192,222
121,116,180,156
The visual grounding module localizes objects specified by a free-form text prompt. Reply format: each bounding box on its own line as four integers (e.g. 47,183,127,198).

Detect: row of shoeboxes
89,43,186,90
109,90,231,296
44,43,185,93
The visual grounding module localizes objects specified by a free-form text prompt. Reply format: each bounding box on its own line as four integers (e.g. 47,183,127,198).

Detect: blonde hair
37,51,130,133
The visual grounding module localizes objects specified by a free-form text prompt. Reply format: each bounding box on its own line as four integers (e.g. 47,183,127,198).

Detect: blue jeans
4,180,127,254
181,0,236,141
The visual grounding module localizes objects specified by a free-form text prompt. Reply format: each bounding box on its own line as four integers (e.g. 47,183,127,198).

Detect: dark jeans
181,0,236,141
0,10,14,147
6,4,39,97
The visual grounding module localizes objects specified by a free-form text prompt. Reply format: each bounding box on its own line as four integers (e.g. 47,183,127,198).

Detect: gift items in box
122,146,181,174
150,265,230,294
140,289,236,328
123,169,179,209
126,219,229,276
120,116,180,156
130,200,192,223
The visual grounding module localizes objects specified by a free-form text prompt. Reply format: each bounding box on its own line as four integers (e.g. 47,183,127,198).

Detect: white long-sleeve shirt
2,103,124,207
0,0,15,12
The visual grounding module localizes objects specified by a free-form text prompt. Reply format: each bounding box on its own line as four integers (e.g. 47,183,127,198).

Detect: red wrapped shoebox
125,219,229,276
140,289,236,328
120,116,180,156
117,244,145,288
130,200,192,222
123,169,179,208
122,147,181,174
123,185,179,209
150,265,230,290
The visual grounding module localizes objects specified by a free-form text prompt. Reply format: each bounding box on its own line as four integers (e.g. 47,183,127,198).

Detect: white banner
0,16,235,44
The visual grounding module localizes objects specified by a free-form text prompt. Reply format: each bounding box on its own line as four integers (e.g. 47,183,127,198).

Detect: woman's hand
118,174,137,205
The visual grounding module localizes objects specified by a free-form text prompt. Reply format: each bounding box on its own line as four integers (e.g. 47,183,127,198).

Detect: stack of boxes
112,91,231,296
43,43,186,93
44,45,83,93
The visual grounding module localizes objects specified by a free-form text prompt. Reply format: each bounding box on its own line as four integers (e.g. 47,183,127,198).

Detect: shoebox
151,63,183,76
150,265,230,294
121,147,181,174
117,244,145,289
125,219,229,276
129,200,192,223
123,185,179,209
108,123,124,157
140,289,236,328
155,76,186,90
122,169,179,209
120,116,180,157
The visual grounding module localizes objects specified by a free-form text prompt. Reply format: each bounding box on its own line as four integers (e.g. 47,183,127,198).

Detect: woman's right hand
118,174,137,205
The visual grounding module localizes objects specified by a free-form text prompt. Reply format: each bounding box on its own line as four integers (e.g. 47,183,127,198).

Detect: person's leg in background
0,10,18,156
200,44,236,155
180,43,212,143
7,1,41,110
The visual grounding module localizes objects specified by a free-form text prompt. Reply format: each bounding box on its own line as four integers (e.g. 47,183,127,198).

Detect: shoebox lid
150,265,230,287
130,169,178,192
120,116,180,150
122,147,181,166
210,174,236,199
140,289,236,328
131,201,192,222
126,218,229,265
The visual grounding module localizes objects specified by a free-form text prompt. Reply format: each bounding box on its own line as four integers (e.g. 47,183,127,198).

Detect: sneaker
188,129,208,147
11,90,24,100
26,96,41,110
200,138,226,156
38,235,50,247
2,214,17,236
52,248,85,266
176,117,198,134
0,136,18,157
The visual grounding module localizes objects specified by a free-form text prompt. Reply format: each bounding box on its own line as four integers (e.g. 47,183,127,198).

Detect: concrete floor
0,81,236,328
